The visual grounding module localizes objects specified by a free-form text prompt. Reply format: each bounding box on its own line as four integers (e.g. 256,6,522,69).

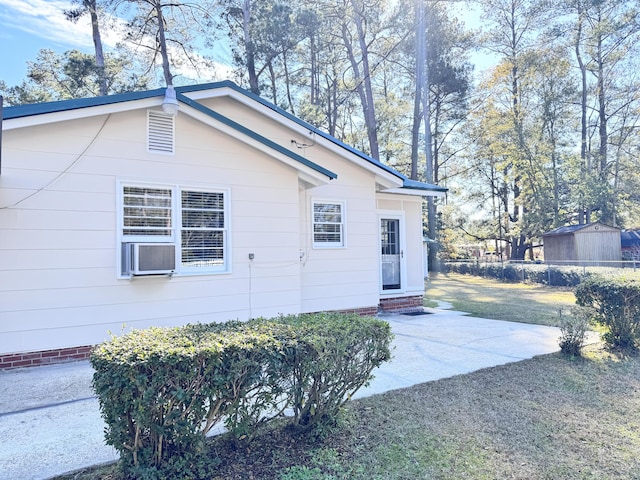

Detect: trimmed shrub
276,313,392,429
575,276,640,351
91,324,286,478
558,307,591,356
443,261,586,287
91,313,392,478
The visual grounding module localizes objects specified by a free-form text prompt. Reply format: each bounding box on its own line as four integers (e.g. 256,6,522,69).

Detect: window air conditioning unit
123,243,176,276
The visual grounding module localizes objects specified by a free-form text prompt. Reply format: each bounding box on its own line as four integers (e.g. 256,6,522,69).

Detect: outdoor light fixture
162,85,179,116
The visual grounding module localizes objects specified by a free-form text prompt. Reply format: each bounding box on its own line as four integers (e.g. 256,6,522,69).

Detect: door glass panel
381,219,401,290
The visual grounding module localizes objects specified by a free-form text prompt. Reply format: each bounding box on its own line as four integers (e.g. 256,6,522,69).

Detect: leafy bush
91,313,392,478
575,276,640,351
277,313,392,430
558,307,591,356
91,324,285,478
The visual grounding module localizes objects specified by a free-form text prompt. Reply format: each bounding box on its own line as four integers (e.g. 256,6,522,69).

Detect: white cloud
0,0,125,51
0,0,234,85
0,0,93,49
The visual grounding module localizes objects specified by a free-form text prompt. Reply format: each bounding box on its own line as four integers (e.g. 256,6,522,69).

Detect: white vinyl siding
119,183,229,275
312,201,345,248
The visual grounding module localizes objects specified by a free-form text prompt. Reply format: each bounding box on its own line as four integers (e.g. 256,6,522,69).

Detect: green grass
425,272,576,326
55,275,640,480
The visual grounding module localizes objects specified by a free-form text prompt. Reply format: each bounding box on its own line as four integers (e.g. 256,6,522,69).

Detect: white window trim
117,180,231,277
311,199,346,249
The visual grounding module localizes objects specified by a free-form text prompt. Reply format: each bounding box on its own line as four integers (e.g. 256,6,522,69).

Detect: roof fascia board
175,93,336,185
382,187,447,198
3,97,163,130
179,84,405,187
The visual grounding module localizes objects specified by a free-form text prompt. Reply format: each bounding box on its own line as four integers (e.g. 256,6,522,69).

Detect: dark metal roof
179,81,446,193
175,92,336,180
544,222,619,236
3,81,447,193
621,230,640,248
544,224,591,236
2,89,165,120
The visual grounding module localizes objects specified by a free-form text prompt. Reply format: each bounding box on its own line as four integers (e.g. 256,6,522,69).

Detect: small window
313,201,345,247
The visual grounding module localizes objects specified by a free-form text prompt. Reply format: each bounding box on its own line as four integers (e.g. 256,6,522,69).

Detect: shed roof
2,81,447,196
543,222,619,237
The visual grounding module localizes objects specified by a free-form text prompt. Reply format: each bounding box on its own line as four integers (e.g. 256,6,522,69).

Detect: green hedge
575,276,640,351
90,313,392,478
443,261,585,287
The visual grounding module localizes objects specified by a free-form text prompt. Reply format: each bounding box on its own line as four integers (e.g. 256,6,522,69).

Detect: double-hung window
312,201,345,248
119,183,229,276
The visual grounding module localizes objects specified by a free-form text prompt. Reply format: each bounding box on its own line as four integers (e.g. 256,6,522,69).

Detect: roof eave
178,82,411,184
175,92,337,184
382,187,447,198
3,93,166,130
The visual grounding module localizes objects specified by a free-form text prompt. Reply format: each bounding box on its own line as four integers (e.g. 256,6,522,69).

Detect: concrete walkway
0,307,563,480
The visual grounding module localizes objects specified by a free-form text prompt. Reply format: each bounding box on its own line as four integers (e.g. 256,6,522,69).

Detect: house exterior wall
376,194,425,300
0,109,304,356
1,91,431,361
202,96,426,311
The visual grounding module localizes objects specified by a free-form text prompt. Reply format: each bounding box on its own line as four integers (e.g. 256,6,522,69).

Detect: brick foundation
0,301,418,370
0,345,93,370
379,295,424,313
333,306,380,316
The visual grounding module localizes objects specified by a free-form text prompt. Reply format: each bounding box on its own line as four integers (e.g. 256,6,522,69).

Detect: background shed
543,222,621,264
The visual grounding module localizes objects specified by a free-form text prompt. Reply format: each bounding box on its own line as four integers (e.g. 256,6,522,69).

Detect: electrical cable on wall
1,114,112,210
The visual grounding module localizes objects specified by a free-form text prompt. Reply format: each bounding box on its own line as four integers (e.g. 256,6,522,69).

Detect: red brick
0,355,22,363
57,348,80,356
11,360,34,368
21,353,43,361
42,351,62,358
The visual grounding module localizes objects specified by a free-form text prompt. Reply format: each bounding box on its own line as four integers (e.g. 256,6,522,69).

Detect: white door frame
378,211,407,294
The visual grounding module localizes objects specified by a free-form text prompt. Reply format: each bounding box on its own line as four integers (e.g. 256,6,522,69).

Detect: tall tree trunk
154,0,173,86
242,0,259,94
417,0,438,272
575,2,589,224
85,0,107,95
411,1,425,181
342,0,379,160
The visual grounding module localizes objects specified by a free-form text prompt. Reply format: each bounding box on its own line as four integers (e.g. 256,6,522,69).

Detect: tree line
2,0,639,261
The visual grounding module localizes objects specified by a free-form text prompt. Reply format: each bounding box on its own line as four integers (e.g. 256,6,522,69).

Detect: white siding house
0,82,446,368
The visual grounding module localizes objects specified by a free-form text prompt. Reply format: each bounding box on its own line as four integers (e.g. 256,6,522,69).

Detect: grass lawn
56,274,640,480
425,272,577,326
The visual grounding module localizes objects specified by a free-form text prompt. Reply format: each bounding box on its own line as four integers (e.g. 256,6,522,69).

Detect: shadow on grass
425,273,576,326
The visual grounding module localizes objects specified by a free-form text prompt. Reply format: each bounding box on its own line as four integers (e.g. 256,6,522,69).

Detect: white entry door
380,216,405,291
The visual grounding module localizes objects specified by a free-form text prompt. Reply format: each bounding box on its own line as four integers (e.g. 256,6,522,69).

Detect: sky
0,0,113,86
0,0,488,88
0,0,228,87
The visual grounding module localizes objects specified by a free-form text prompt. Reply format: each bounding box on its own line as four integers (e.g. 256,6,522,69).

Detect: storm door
380,217,403,290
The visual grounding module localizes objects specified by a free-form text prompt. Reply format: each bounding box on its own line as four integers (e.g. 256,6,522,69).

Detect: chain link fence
441,259,640,287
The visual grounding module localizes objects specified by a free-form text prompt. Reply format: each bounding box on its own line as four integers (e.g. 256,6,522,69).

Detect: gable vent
148,110,175,154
